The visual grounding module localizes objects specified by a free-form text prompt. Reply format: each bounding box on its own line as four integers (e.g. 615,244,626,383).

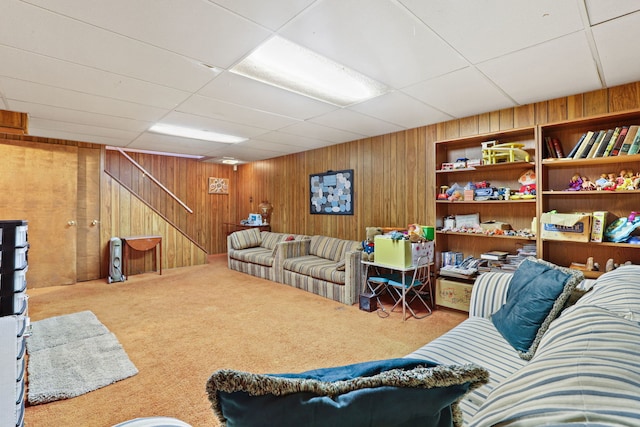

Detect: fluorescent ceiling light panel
231,36,388,107
149,124,247,143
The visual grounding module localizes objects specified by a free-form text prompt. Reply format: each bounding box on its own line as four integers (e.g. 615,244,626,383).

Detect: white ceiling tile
592,11,640,87
209,0,316,31
403,67,516,118
1,0,217,92
176,95,300,131
8,100,152,133
279,121,365,143
400,0,584,64
28,124,133,146
310,109,404,137
198,72,339,120
0,77,168,122
22,0,272,69
29,117,139,140
127,133,229,156
280,0,468,88
0,45,190,109
158,111,270,139
350,91,453,129
257,130,335,150
477,32,602,105
585,0,640,25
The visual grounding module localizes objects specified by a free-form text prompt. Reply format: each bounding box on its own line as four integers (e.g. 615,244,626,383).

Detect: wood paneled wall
236,82,640,243
104,149,237,256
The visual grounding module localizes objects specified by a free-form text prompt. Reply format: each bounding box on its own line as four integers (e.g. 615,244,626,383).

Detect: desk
224,223,271,235
361,260,432,320
122,235,162,277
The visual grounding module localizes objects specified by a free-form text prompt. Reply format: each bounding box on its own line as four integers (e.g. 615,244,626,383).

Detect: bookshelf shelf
437,231,536,241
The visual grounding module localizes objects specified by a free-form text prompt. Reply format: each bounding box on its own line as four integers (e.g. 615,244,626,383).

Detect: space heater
107,237,125,283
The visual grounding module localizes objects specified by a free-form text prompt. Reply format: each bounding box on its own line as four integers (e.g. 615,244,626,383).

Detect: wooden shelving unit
434,127,538,273
538,109,640,269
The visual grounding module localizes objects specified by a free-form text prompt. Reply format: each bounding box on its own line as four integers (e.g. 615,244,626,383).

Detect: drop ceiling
1,0,639,164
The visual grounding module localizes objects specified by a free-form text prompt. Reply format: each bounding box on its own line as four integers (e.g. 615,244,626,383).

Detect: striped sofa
278,235,362,305
407,264,640,426
227,229,309,282
227,230,362,305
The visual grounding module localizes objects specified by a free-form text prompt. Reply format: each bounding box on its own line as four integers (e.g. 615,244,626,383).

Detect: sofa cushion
260,232,285,250
574,264,640,318
228,247,274,267
491,257,583,360
309,236,346,262
405,317,528,422
282,256,346,284
230,228,262,250
207,358,489,427
470,304,640,426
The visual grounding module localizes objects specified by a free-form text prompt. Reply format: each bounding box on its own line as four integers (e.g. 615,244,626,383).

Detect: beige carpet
24,254,467,427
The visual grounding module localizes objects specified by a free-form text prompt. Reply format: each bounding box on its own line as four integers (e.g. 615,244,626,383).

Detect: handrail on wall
111,147,194,214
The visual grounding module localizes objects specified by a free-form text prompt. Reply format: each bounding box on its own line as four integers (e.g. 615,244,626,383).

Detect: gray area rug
26,310,138,405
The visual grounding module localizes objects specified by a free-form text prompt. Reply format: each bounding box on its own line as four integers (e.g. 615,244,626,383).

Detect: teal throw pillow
207,358,489,427
491,257,583,360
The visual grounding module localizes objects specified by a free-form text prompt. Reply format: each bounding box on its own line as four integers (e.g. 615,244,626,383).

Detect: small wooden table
224,223,271,235
121,235,162,277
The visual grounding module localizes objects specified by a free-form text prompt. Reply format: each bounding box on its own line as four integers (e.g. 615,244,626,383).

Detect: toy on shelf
511,169,536,199
482,142,530,165
604,211,640,243
567,173,583,191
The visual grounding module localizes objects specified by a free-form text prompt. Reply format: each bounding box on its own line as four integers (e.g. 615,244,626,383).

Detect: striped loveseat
407,263,640,426
278,235,362,305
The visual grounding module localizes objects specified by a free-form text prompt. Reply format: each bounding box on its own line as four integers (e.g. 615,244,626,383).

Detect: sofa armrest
468,272,512,318
344,249,363,305
272,239,310,283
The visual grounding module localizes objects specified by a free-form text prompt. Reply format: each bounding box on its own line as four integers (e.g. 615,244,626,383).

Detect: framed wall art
208,177,229,194
310,169,353,215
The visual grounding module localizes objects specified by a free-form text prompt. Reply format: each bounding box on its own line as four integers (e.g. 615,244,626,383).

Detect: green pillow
207,358,489,427
491,257,583,360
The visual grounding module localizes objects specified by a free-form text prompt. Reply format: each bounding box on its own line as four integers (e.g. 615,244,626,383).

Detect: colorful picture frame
310,169,354,215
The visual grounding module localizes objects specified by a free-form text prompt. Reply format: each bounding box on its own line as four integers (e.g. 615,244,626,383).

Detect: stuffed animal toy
361,227,382,261
517,169,536,195
407,223,427,243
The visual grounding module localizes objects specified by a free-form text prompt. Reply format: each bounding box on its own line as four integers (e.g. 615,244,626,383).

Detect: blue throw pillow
206,358,489,427
491,257,583,360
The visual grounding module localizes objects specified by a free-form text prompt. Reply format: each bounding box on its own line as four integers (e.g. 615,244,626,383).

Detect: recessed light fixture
222,159,239,165
230,36,388,107
149,124,248,144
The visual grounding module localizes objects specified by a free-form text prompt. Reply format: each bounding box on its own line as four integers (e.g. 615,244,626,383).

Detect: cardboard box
590,211,608,243
436,278,473,312
374,236,434,268
540,212,592,242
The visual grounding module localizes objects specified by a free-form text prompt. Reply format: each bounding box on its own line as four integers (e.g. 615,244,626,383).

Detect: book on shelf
544,136,556,158
480,250,509,260
569,131,593,158
551,138,565,158
593,128,614,157
566,132,587,158
619,125,639,155
627,129,640,155
602,127,621,157
586,130,607,158
609,126,629,156
578,130,601,158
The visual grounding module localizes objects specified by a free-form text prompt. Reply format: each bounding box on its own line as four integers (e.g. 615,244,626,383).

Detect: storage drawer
436,277,474,312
